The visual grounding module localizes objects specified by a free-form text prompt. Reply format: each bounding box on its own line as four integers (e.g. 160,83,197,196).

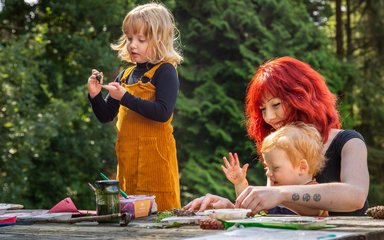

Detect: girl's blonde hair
111,2,183,65
260,122,325,176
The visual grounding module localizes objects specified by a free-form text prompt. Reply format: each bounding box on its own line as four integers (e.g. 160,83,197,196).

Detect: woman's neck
323,128,343,154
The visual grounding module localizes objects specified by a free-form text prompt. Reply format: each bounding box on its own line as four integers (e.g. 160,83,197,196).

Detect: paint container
94,180,120,223
120,195,156,219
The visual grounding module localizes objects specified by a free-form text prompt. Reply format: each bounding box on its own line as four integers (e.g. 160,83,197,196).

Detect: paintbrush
88,182,96,192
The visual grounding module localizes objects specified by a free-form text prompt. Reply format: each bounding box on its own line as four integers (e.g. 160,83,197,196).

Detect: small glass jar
94,180,120,223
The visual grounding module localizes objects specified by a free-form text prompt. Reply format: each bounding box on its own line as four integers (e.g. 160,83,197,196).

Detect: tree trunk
346,0,353,59
335,0,344,58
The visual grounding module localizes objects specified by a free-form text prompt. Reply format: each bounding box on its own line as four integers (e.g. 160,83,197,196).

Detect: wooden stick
17,213,121,224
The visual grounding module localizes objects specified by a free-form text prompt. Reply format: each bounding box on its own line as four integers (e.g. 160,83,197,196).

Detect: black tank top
316,130,368,216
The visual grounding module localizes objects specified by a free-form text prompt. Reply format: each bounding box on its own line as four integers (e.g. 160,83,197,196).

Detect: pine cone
366,205,384,219
172,208,196,217
200,219,224,230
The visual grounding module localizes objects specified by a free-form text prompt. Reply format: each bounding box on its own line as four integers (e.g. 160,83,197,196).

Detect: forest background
0,0,383,210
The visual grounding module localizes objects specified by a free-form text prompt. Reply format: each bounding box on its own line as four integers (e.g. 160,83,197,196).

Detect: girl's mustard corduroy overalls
115,63,181,211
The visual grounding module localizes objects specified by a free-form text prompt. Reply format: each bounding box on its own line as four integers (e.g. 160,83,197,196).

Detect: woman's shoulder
325,129,365,153
333,129,365,143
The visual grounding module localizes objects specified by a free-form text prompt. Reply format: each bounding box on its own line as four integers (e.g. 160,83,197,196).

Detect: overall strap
142,62,165,80
120,62,166,83
120,66,135,83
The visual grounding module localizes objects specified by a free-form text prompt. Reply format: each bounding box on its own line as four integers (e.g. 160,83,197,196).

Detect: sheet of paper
223,216,329,230
185,227,354,240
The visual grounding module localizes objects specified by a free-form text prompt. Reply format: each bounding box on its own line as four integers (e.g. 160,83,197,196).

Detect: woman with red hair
184,56,369,216
246,56,340,152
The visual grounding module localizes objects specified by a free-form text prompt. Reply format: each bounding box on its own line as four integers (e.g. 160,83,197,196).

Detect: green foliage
344,1,384,206
316,1,384,206
0,34,48,206
366,146,384,206
0,0,131,209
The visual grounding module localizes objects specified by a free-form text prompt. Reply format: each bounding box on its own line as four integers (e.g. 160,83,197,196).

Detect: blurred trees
0,0,383,209
331,0,384,204
0,0,130,209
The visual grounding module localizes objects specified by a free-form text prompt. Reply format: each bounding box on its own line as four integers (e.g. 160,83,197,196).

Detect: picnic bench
1,213,384,239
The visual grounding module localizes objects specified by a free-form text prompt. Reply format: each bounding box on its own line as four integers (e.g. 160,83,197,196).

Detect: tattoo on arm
292,193,300,201
313,193,321,202
302,193,311,202
292,193,321,203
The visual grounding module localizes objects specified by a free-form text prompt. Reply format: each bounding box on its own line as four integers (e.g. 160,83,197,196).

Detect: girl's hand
221,152,249,185
101,82,127,101
183,194,235,212
88,69,103,98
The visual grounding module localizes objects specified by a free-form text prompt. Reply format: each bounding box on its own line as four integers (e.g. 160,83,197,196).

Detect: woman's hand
183,194,235,212
221,152,249,185
235,186,283,215
88,69,103,98
101,82,127,101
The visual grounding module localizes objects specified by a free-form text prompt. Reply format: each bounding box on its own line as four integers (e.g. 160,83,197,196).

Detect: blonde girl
87,2,182,211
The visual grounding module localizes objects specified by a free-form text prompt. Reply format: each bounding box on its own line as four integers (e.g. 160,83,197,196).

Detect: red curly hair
246,56,341,154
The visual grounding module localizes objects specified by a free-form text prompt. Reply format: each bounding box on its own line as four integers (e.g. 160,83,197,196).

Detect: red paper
48,197,79,214
48,197,96,216
0,216,17,225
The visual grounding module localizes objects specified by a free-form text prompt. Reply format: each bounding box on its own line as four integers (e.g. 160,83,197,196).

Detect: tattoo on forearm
313,193,321,202
302,193,311,202
292,193,321,203
292,193,300,201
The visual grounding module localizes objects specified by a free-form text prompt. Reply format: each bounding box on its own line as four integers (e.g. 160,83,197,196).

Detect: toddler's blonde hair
260,122,325,176
111,2,183,65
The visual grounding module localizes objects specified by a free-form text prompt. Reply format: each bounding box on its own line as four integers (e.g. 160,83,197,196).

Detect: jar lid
95,180,120,186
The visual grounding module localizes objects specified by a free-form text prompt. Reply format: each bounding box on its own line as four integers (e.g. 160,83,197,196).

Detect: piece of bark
18,213,122,224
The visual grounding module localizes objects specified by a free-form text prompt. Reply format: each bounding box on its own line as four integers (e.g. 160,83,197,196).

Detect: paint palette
204,208,252,220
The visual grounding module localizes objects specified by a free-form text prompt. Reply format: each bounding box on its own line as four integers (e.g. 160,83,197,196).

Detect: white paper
185,227,354,240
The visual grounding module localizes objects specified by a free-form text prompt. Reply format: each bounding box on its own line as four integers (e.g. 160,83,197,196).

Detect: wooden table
1,215,384,240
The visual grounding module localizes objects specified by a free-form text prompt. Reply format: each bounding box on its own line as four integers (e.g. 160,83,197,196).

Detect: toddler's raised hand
221,152,249,185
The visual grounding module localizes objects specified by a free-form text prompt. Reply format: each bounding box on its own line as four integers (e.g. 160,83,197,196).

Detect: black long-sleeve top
88,62,179,123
